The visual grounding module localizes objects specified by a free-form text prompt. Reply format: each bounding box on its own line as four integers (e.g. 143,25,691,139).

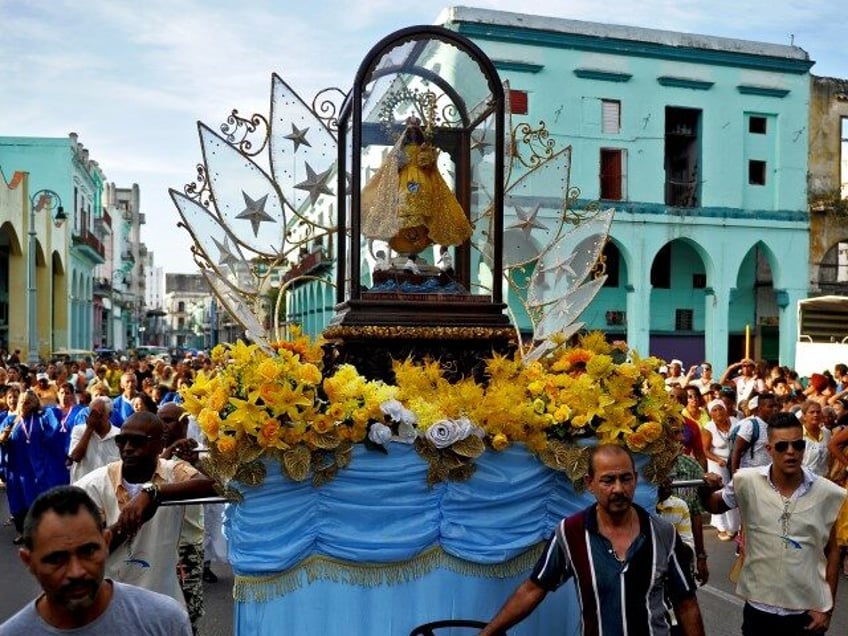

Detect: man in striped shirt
480,444,705,636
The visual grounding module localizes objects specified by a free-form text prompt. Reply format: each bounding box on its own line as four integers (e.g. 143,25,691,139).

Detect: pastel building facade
0,134,106,357
439,7,812,367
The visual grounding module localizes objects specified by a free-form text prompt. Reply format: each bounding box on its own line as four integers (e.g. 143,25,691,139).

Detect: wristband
696,553,707,559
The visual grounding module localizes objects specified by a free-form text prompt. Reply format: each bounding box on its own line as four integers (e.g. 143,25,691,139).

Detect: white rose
395,421,418,444
380,399,417,426
425,419,470,449
368,422,393,447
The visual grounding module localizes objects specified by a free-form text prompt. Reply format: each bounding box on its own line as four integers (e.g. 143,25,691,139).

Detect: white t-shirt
69,423,122,483
735,417,770,469
802,427,832,476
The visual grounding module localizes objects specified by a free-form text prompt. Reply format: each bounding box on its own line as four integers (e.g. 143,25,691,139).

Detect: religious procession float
171,25,682,636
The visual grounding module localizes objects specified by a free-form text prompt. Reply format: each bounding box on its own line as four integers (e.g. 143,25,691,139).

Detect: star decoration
294,162,334,205
470,133,491,155
236,191,275,237
212,235,241,273
540,253,577,286
508,203,548,236
284,123,311,153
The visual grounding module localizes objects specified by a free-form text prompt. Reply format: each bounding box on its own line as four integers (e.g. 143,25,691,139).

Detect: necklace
602,513,638,563
60,409,72,433
19,415,34,444
778,491,801,550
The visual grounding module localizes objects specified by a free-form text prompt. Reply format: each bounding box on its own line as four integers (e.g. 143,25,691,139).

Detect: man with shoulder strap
480,444,705,636
730,393,777,475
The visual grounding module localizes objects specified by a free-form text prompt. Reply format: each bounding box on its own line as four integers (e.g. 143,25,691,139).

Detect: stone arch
648,237,711,364
815,238,848,295
730,240,780,363
587,239,630,337
0,222,23,351
51,251,68,352
0,222,22,256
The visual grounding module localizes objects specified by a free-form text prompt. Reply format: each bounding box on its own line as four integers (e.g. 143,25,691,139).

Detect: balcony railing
95,208,112,231
71,228,105,262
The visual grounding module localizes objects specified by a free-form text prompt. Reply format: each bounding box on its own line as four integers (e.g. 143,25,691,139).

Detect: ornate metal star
284,123,311,153
211,235,240,273
470,133,491,155
508,203,548,237
294,162,334,205
236,191,274,237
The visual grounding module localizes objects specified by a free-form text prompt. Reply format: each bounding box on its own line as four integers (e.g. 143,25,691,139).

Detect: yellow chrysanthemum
216,435,237,454
491,433,509,451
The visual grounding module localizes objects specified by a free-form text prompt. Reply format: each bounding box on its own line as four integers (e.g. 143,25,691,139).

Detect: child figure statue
361,116,472,257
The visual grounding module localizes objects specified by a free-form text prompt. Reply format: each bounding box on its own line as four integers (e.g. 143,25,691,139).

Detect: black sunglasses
773,439,805,453
114,433,155,447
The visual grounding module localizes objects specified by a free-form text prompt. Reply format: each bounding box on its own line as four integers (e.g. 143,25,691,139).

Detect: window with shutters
601,99,621,134
600,148,626,200
509,90,528,115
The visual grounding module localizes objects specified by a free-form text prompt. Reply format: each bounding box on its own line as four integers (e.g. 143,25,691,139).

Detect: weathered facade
808,76,848,296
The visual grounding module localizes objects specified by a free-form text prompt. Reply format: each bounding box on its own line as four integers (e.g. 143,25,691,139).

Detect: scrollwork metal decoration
311,87,346,132
184,164,212,209
220,109,270,156
511,121,556,168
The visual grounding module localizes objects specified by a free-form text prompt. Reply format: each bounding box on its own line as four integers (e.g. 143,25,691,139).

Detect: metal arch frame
336,24,506,305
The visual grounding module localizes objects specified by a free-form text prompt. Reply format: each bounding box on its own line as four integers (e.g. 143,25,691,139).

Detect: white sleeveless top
704,420,732,460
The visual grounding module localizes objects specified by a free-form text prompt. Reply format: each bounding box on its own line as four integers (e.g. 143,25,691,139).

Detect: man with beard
0,485,190,634
75,411,217,604
480,444,705,636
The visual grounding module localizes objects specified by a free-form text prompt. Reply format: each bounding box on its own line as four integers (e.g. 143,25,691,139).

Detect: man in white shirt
76,412,217,605
701,413,847,635
68,397,121,483
730,393,777,474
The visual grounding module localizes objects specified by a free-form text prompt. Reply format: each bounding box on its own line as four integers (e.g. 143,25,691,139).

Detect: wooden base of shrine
322,297,517,383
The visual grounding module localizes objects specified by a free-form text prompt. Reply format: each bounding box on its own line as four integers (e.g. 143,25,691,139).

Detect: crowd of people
2,348,848,634
483,356,848,635
0,349,224,635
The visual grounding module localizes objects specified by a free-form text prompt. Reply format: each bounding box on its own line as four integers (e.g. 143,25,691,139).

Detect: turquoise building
438,7,812,368
0,134,106,353
282,9,813,371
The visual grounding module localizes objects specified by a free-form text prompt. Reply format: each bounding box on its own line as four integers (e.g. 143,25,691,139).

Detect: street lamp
27,189,67,365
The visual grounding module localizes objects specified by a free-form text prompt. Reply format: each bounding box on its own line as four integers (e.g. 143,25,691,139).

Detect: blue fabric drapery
226,444,657,635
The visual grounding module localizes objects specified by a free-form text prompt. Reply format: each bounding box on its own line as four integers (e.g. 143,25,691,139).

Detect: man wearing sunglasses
75,411,217,607
700,412,847,635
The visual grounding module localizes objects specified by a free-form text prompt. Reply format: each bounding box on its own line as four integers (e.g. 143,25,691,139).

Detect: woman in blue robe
50,382,84,485
0,386,20,486
0,389,64,543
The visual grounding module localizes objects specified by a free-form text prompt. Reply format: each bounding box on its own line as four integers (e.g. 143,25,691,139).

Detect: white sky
1,0,844,273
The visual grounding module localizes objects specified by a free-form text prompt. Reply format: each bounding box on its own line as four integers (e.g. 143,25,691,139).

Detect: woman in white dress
701,399,740,540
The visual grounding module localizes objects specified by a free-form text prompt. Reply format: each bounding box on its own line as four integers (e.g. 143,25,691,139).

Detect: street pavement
0,490,845,635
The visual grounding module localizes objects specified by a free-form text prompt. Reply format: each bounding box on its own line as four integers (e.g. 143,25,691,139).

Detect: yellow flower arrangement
181,331,681,489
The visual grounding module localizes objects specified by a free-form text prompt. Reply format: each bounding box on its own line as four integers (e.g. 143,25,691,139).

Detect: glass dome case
330,25,509,328
323,25,515,381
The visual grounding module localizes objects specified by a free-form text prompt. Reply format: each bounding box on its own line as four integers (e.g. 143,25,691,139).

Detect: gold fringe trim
233,543,546,603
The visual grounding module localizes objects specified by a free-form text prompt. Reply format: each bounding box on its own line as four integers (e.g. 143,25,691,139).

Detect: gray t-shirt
0,580,192,635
